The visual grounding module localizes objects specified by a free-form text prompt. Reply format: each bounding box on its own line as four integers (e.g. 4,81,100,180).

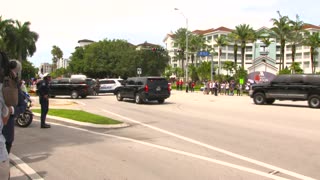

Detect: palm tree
4,20,39,61
215,35,228,75
188,33,207,65
303,32,320,74
222,61,235,78
0,16,14,51
227,32,240,66
232,24,256,69
288,14,305,64
270,11,291,71
173,28,189,77
51,45,63,72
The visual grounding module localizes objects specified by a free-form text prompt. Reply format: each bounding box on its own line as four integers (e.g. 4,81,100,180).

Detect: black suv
249,74,320,108
115,77,171,104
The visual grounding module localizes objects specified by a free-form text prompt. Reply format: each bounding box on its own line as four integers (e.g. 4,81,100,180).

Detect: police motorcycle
15,91,33,127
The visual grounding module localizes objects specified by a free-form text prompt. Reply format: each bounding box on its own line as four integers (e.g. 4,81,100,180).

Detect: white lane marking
10,153,44,180
101,109,316,180
47,121,289,180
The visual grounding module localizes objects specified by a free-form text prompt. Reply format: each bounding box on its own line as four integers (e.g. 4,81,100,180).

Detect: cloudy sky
1,0,319,67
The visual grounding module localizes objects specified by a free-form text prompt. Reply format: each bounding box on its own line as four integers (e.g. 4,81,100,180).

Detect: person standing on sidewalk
0,51,10,180
38,73,51,128
2,60,27,154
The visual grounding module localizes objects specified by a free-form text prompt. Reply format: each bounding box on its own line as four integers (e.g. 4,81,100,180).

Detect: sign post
137,68,142,77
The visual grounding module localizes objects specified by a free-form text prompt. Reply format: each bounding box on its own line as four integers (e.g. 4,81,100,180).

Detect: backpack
2,76,18,106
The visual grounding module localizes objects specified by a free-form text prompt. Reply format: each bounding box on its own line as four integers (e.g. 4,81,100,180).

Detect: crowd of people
0,51,51,179
174,78,251,96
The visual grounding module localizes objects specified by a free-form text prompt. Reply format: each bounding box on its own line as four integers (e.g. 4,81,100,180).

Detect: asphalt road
12,91,320,180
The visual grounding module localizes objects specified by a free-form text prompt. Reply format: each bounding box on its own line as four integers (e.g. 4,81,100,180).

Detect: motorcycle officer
38,73,51,128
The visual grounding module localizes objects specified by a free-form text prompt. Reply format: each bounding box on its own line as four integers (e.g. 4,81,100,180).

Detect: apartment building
163,24,320,76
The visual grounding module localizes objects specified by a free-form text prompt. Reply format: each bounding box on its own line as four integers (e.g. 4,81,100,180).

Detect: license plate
156,86,161,91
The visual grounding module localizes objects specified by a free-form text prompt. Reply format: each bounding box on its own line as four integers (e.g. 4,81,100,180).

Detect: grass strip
33,109,121,125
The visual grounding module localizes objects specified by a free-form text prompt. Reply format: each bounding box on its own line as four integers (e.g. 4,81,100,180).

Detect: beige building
163,24,320,75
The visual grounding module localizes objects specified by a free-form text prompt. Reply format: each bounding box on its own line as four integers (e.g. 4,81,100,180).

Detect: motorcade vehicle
249,74,320,108
48,78,91,99
115,76,171,104
98,78,123,94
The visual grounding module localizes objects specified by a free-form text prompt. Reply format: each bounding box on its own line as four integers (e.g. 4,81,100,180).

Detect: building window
213,35,218,40
286,45,291,51
228,54,234,60
304,52,310,59
303,61,310,68
228,45,234,51
296,45,302,50
276,46,281,51
207,36,212,42
276,54,280,60
286,54,292,60
245,54,252,60
221,53,226,59
245,46,252,52
295,53,302,59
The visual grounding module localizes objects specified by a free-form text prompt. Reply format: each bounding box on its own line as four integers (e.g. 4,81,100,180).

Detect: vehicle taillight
168,83,171,91
144,85,149,92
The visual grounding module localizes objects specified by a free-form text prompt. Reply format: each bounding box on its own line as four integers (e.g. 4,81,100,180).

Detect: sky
1,0,320,67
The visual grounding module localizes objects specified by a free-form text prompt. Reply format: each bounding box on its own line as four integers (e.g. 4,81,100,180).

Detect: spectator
2,60,27,154
0,51,10,179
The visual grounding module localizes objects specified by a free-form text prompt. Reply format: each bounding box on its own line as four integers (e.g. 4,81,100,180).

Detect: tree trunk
311,47,314,74
241,46,245,69
234,45,238,67
281,40,285,70
291,44,296,64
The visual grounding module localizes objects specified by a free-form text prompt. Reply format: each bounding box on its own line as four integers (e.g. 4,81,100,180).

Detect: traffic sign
137,68,142,75
197,51,210,57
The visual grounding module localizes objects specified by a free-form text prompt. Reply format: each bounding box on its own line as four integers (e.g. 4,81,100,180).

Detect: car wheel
71,91,79,99
135,94,143,104
308,95,320,108
116,92,123,101
253,92,266,105
266,98,275,105
158,99,165,104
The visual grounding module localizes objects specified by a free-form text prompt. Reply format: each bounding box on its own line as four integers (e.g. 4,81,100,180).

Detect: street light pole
174,8,188,82
185,18,188,82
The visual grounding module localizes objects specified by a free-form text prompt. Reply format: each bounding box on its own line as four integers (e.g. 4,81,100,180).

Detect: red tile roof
192,27,233,35
213,26,233,32
302,24,320,30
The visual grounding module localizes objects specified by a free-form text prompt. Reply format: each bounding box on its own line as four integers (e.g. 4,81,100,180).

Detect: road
13,91,320,180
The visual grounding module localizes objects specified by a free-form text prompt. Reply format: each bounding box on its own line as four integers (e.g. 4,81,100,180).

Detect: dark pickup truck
249,74,320,108
48,78,94,99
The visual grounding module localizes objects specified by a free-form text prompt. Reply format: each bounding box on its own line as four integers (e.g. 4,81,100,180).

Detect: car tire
158,99,165,104
116,91,123,101
308,95,320,108
253,92,266,105
71,91,79,99
135,94,143,104
266,98,275,105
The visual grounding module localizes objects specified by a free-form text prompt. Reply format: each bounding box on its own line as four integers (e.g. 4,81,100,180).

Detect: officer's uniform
38,75,51,128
